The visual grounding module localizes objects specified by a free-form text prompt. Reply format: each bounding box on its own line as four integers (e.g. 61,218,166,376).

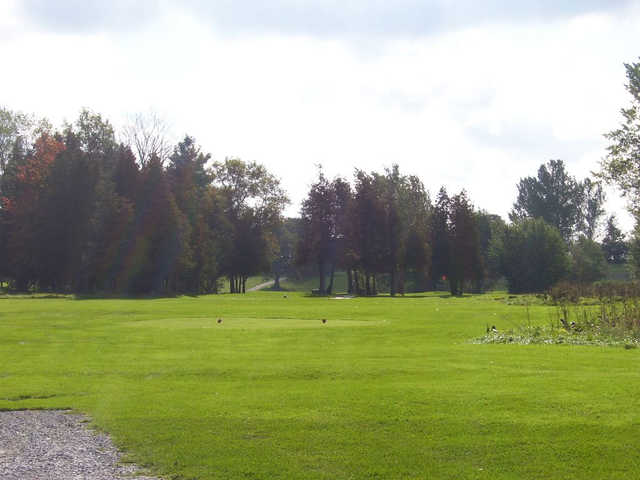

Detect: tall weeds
477,281,640,347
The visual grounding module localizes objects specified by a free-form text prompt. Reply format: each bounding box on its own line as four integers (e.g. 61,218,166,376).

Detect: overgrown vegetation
477,281,640,347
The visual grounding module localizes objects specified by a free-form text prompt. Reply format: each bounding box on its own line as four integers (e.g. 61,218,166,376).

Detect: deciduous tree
510,159,583,241
600,60,640,215
498,218,569,293
211,158,288,293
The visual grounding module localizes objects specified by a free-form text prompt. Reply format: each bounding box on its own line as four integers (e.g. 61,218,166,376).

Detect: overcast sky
1,0,639,233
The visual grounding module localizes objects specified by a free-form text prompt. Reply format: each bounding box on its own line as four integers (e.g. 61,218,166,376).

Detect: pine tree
448,191,482,295
602,215,627,264
430,187,451,290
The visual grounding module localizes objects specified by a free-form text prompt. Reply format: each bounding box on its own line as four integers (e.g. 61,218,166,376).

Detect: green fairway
1,292,639,479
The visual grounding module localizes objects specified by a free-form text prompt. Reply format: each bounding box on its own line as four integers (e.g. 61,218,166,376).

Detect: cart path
0,410,161,480
247,277,286,291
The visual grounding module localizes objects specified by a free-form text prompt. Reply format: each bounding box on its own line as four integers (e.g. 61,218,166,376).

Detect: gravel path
0,410,162,480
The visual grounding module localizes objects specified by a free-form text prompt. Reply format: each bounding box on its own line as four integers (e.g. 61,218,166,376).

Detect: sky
1,0,639,233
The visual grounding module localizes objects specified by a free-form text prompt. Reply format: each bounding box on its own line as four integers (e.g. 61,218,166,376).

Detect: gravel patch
0,410,162,480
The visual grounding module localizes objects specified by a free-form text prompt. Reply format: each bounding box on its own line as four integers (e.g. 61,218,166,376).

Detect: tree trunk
318,260,326,294
242,276,246,293
372,275,377,296
399,269,405,295
390,266,396,297
274,273,280,290
327,262,336,295
347,269,353,294
365,273,371,296
449,277,459,296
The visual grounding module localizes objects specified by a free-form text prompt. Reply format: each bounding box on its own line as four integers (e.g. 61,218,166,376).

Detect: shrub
498,218,569,293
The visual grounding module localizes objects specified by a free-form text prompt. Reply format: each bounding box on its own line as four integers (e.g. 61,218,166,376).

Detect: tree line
3,54,640,298
297,158,623,296
0,109,287,294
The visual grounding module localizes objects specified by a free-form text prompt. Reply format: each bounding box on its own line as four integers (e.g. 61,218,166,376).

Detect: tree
475,211,506,290
600,59,640,277
601,215,627,264
498,218,569,293
211,158,288,293
569,236,607,284
600,60,640,215
68,109,117,159
628,223,640,279
166,136,211,222
510,159,583,241
297,168,348,294
428,187,482,295
447,191,483,295
401,175,432,293
579,178,605,240
165,136,213,292
347,170,385,295
189,187,228,293
82,172,135,292
430,187,451,290
0,133,65,290
271,218,299,290
121,111,173,167
129,155,191,294
0,107,51,175
341,167,431,296
380,166,406,296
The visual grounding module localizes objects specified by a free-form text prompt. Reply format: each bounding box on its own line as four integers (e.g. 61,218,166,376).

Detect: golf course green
1,291,639,479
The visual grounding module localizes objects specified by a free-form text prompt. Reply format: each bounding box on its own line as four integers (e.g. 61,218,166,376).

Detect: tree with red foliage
1,134,64,290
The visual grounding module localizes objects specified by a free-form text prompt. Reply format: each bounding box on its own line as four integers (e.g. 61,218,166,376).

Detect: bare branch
120,111,172,167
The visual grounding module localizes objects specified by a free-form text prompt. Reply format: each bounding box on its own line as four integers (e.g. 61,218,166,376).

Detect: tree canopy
497,218,569,293
600,60,640,215
510,159,602,241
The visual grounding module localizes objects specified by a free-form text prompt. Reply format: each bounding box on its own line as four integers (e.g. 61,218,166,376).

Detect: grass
1,292,640,479
278,272,349,293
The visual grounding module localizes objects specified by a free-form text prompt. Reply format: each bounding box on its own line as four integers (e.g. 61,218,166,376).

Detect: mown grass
1,292,639,479
278,272,349,292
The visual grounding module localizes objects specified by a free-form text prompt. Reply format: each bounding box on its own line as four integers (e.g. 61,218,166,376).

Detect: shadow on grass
300,292,444,299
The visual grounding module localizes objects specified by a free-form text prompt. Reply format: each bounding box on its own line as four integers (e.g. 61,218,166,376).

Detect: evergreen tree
448,191,483,295
129,155,191,293
347,171,387,295
401,175,431,293
37,131,100,291
1,134,64,290
601,215,627,264
430,187,451,290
